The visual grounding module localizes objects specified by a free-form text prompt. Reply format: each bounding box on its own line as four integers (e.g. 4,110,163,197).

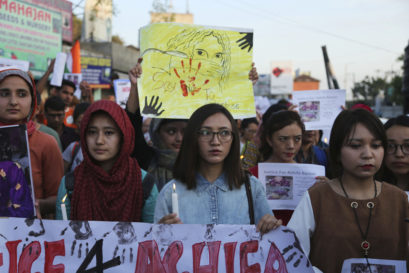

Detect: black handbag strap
244,175,255,225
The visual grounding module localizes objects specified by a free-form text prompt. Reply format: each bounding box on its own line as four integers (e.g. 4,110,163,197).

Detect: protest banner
0,125,36,218
0,0,62,77
259,163,325,210
113,79,131,109
291,89,346,130
0,218,313,272
138,23,256,119
80,56,112,89
270,61,292,95
0,57,29,71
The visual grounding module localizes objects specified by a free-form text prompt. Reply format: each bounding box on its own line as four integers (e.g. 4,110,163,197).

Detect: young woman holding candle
55,100,158,222
154,104,282,233
288,109,409,272
382,115,409,191
0,68,63,218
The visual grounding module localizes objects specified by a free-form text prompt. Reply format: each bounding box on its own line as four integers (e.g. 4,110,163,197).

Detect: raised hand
142,96,165,116
236,32,253,52
128,58,143,86
173,58,210,97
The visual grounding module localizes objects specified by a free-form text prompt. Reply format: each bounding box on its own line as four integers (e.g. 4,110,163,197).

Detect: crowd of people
0,57,408,272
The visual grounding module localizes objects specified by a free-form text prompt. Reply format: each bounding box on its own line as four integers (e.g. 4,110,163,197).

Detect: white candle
61,194,68,220
172,183,179,216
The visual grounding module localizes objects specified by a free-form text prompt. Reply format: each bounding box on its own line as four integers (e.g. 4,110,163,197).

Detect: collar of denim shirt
195,172,229,193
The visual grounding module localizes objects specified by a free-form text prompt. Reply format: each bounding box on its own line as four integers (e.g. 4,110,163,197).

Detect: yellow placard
138,23,256,119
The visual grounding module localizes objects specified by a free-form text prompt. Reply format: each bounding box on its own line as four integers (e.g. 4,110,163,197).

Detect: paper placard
0,57,30,71
51,52,67,87
0,218,314,272
63,73,82,99
291,89,346,130
259,163,325,210
113,79,131,109
341,258,407,273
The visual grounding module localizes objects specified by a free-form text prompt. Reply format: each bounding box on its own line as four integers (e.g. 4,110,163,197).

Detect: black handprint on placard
280,228,311,268
112,222,137,264
68,221,93,259
142,96,165,116
236,32,253,52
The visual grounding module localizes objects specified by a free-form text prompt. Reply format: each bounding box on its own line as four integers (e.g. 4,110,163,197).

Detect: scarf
70,100,143,222
0,69,37,136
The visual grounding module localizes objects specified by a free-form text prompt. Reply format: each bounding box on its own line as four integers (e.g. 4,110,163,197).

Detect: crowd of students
0,60,408,272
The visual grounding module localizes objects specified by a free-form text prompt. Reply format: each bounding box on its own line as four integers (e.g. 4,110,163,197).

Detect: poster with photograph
64,73,82,99
270,61,292,95
139,23,255,119
0,125,35,218
291,89,346,130
113,79,131,109
258,163,325,210
341,258,406,273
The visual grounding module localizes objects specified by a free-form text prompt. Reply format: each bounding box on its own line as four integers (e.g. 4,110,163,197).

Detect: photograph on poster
0,125,35,218
299,101,320,122
265,175,293,200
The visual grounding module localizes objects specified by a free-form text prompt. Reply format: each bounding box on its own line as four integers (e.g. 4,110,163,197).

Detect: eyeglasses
198,129,233,142
387,143,409,155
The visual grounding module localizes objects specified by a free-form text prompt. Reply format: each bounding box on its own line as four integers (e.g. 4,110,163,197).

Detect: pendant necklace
339,177,377,258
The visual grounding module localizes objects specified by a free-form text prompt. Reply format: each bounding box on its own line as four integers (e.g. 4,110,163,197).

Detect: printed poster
259,163,325,210
113,79,131,109
270,61,293,95
0,57,29,71
0,218,314,272
291,89,346,130
63,73,82,99
138,23,256,119
80,55,112,89
341,258,406,273
0,0,62,77
0,125,35,217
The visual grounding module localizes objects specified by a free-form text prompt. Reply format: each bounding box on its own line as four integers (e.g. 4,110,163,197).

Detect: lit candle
61,194,68,220
172,183,179,216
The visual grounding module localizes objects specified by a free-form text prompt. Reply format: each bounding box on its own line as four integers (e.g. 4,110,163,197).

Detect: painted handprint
112,222,137,264
280,228,311,268
173,58,210,97
142,96,165,116
65,221,93,259
236,32,253,52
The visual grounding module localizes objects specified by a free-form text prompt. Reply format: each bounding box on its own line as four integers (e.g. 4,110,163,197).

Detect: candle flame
62,194,67,203
324,137,328,144
173,183,176,192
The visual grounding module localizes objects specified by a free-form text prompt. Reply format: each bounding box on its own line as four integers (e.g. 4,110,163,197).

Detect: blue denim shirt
154,173,272,225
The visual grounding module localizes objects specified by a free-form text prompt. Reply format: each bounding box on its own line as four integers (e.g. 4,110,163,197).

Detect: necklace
339,177,377,258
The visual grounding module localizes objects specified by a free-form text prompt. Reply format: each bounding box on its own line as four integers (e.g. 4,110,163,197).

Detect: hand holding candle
172,183,179,216
61,194,68,220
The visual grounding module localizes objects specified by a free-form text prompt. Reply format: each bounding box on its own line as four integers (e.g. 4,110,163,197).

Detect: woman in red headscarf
55,100,157,222
0,68,63,218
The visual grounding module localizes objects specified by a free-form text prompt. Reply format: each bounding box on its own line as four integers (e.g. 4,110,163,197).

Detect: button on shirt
154,173,272,225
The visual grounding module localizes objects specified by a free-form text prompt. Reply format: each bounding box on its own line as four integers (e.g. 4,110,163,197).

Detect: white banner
259,163,325,210
113,79,131,109
0,218,313,272
291,89,346,130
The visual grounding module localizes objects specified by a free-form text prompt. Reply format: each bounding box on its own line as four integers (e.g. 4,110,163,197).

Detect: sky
72,0,409,99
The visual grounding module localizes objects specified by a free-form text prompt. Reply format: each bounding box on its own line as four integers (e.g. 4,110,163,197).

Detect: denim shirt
154,173,272,225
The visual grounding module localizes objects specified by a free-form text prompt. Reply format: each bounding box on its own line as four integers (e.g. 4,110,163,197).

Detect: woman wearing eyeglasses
382,115,409,192
154,104,282,233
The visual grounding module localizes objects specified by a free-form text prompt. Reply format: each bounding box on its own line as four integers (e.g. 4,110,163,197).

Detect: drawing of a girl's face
193,35,225,78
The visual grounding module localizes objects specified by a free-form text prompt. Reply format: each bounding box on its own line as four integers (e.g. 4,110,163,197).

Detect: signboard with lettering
0,0,62,76
80,55,112,89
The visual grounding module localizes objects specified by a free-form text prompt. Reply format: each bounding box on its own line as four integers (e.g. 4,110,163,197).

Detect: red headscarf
70,100,143,221
0,68,37,135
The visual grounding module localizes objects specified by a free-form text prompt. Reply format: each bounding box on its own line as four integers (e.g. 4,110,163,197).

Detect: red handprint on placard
173,58,210,97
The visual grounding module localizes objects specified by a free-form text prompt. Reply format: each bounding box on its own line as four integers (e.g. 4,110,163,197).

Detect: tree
351,56,404,106
72,13,83,41
111,35,124,45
